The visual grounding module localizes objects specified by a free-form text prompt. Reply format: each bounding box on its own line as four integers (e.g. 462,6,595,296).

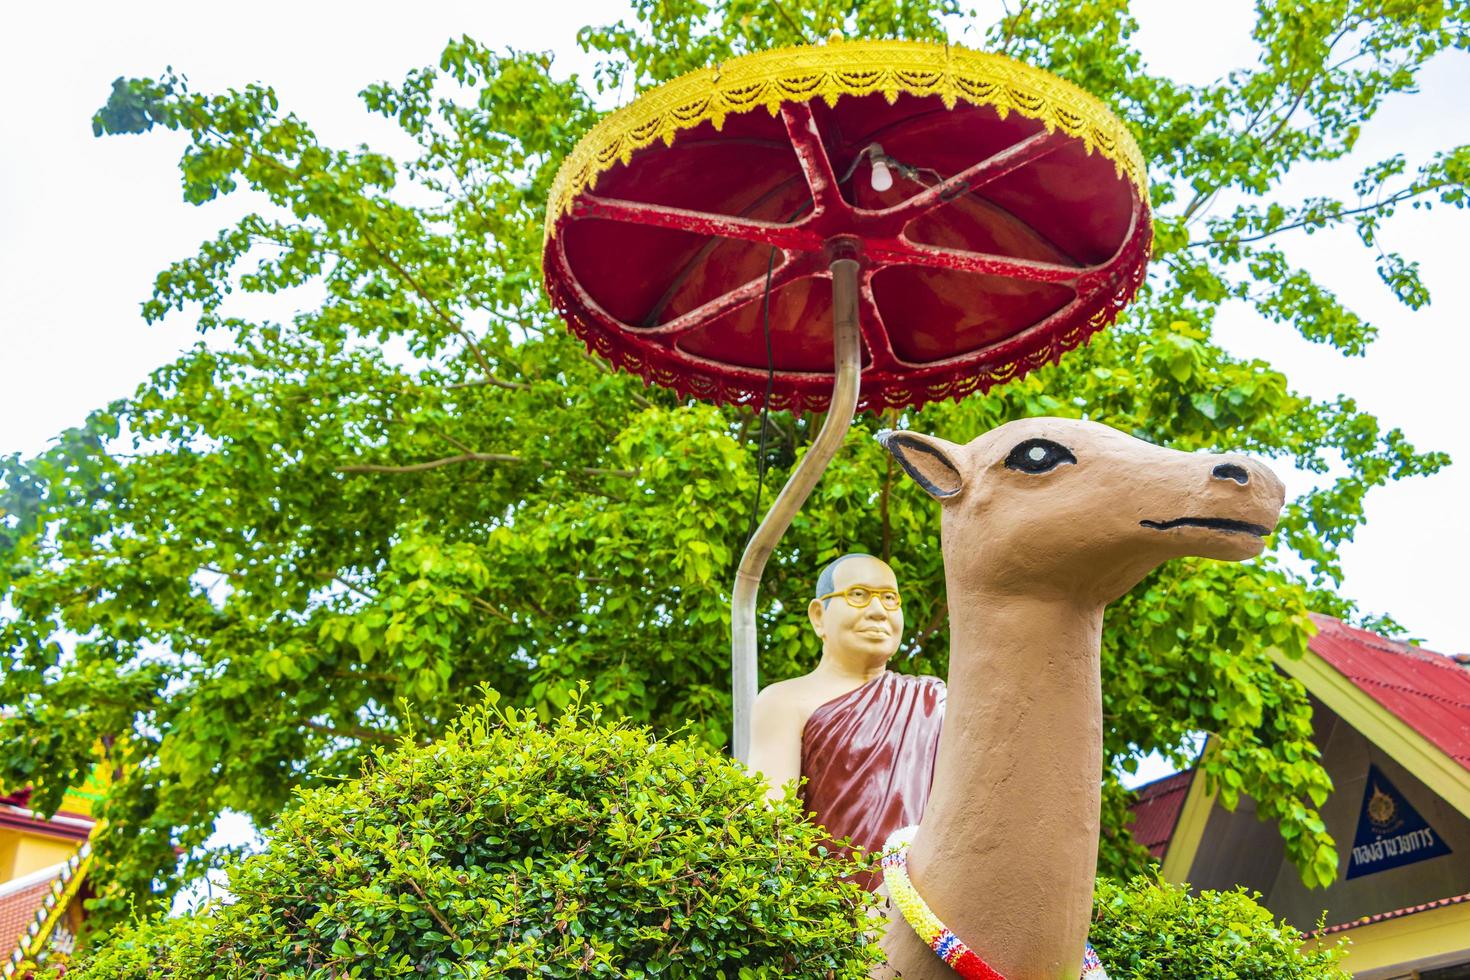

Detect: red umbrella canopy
544,41,1151,412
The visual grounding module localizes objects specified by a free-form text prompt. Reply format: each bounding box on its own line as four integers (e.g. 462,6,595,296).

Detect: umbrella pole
732,255,862,764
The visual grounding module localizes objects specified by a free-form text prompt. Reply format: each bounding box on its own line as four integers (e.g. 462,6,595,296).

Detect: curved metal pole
732,256,862,763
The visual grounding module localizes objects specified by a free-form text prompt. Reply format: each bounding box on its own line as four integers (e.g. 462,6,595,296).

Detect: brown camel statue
870,417,1285,980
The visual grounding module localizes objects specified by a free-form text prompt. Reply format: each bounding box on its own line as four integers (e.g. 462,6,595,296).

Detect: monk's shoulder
754,675,827,721
754,675,811,707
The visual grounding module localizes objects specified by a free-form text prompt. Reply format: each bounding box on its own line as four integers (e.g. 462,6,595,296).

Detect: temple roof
1127,769,1194,859
0,852,88,978
1307,613,1470,772
1129,615,1470,860
0,870,58,972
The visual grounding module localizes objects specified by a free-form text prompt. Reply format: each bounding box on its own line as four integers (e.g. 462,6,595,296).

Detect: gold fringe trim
545,39,1148,242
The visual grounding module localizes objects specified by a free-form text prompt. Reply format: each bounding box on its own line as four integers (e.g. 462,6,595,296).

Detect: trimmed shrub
75,697,1349,979
75,696,882,978
1089,875,1349,979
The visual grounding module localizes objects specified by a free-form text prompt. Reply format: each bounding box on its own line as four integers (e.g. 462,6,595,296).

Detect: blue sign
1345,763,1452,880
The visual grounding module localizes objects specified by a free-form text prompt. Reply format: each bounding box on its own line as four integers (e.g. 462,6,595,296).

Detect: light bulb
869,155,894,193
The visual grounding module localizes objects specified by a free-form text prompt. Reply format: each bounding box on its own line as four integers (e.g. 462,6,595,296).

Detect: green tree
2,0,1465,924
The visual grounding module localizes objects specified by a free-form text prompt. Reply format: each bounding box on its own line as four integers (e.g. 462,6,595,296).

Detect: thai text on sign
1345,763,1452,880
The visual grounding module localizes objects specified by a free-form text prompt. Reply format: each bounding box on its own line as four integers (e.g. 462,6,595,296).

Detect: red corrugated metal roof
1125,616,1470,861
1128,769,1195,858
1308,613,1470,772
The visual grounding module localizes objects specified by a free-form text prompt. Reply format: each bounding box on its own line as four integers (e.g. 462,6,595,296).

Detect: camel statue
869,417,1285,980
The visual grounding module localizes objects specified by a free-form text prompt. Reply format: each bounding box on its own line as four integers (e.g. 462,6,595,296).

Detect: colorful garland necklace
881,826,1110,980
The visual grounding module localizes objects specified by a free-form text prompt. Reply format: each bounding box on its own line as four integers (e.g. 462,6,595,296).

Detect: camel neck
906,590,1105,979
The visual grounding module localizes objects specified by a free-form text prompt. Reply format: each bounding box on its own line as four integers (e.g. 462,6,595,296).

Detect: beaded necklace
881,826,1110,980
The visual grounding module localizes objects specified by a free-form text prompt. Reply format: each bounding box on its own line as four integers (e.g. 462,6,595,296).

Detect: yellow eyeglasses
816,586,902,611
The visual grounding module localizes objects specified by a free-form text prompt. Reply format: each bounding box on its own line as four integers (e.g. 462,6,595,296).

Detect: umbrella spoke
856,276,901,371
634,252,815,336
780,102,847,217
873,239,1092,284
575,195,821,250
871,130,1067,230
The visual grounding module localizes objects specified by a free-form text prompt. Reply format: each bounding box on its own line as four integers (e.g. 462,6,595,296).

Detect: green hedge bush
76,698,1348,979
75,696,882,978
1090,875,1348,978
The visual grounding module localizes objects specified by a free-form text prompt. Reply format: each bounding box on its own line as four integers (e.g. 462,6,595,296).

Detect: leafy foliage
2,0,1465,922
71,696,882,979
1090,875,1348,979
72,709,1350,979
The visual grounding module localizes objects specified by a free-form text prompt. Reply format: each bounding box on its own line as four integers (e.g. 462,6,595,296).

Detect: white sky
0,6,1465,649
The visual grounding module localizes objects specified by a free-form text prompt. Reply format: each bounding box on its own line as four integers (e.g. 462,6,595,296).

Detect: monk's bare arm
748,683,808,803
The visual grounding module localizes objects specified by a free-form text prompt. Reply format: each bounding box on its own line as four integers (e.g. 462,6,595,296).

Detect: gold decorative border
544,38,1148,242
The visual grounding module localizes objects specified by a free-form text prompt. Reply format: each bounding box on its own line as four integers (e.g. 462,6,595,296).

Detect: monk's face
808,556,904,665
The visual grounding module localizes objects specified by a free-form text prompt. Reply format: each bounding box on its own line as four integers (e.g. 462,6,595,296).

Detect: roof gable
1131,615,1470,862
1128,770,1194,858
1307,614,1470,773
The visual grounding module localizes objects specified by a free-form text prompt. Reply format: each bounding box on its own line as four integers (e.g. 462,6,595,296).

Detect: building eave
1270,645,1470,820
0,807,94,843
1304,893,1470,979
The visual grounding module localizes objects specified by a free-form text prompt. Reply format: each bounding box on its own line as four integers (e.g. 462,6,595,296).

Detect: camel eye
1005,438,1076,474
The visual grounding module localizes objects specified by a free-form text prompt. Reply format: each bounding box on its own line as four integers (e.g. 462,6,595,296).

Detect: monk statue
748,553,945,871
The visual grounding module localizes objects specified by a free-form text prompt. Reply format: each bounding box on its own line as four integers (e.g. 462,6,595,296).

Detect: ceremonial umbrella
542,40,1151,761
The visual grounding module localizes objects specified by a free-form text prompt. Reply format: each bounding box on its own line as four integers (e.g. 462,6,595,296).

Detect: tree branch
471,595,515,625
445,376,529,391
1188,181,1455,248
300,719,398,746
1181,19,1355,223
579,350,655,410
996,0,1034,56
332,575,377,601
240,185,528,394
403,874,463,941
768,0,811,43
905,602,950,654
357,225,523,391
336,452,521,473
335,452,637,478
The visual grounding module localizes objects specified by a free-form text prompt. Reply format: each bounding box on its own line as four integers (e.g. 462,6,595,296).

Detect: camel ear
877,429,966,500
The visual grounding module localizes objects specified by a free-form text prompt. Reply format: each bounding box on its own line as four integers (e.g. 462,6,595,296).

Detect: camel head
878,417,1286,605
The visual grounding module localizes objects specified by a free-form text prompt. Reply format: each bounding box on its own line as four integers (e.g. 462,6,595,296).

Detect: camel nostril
1212,462,1249,485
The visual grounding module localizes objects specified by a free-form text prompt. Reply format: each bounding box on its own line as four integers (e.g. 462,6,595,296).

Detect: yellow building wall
1,760,108,884
0,830,80,881
1305,902,1470,979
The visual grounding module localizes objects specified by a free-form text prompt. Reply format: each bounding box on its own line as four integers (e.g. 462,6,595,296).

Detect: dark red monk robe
799,671,946,886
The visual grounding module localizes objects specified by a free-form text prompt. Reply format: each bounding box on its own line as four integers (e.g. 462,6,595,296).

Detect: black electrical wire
744,245,779,549
741,190,817,553
738,149,956,554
